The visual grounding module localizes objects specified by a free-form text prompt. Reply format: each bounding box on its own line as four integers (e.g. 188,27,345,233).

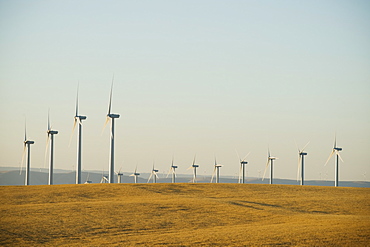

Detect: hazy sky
1,0,369,182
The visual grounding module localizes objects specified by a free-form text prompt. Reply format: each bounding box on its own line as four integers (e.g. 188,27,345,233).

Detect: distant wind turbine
324,136,343,187
70,85,87,184
130,167,140,184
166,157,178,183
210,157,222,183
20,120,34,186
187,155,199,183
236,150,250,184
103,76,120,183
296,142,309,186
147,162,159,183
115,167,123,183
46,110,58,185
262,148,277,184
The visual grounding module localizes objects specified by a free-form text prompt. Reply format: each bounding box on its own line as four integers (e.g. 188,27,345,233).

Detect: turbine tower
46,111,58,185
71,85,87,184
262,148,277,184
130,167,140,184
236,151,250,184
296,142,309,186
324,136,343,187
21,121,34,186
148,162,159,183
103,76,120,183
167,157,177,183
187,155,199,183
211,158,222,183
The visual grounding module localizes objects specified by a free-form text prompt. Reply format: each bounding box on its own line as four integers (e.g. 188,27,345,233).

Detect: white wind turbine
262,148,277,184
296,142,309,186
210,157,222,183
236,150,250,184
187,155,199,183
130,167,140,184
46,111,58,185
147,162,159,183
103,76,120,183
324,136,343,187
115,167,123,183
166,157,178,183
20,120,34,186
70,85,87,184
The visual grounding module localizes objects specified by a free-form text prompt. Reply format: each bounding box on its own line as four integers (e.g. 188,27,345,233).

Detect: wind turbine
324,136,343,187
103,76,120,183
130,167,140,184
187,155,199,183
167,157,178,183
236,150,250,184
46,111,58,185
296,142,309,186
210,157,222,183
115,167,123,183
147,162,159,183
20,120,34,186
70,85,87,184
84,172,92,184
262,148,277,184
100,169,109,183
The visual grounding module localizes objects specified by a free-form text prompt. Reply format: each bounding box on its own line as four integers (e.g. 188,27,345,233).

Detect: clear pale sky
1,0,369,181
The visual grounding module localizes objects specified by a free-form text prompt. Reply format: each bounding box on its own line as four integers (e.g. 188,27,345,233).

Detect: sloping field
0,184,369,246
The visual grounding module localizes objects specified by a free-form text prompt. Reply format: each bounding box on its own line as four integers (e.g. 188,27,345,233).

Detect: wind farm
1,1,369,246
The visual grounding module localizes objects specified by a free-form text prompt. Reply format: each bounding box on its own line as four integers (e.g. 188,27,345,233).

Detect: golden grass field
0,183,369,246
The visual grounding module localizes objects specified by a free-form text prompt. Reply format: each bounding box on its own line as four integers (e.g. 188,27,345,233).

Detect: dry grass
0,183,369,246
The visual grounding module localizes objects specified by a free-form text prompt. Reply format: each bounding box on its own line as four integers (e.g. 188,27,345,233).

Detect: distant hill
0,167,369,187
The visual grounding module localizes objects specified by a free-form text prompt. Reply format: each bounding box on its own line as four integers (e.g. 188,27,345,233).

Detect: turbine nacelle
334,147,342,151
24,140,35,145
299,152,308,156
215,164,222,168
47,130,58,135
75,115,87,121
240,161,248,165
153,169,159,173
171,165,178,169
107,113,120,119
192,164,199,168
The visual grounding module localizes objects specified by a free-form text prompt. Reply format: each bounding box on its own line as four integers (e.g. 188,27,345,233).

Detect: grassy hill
0,184,369,246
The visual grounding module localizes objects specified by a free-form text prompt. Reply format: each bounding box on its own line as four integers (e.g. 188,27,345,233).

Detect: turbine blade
20,145,26,175
242,152,251,161
193,154,196,166
44,134,50,168
108,75,114,115
24,119,27,142
235,149,241,162
336,151,344,163
101,117,111,135
147,173,153,183
47,109,50,131
210,167,216,183
294,139,300,153
166,168,172,178
262,159,270,181
68,119,77,147
302,141,310,152
324,150,335,166
75,83,79,117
